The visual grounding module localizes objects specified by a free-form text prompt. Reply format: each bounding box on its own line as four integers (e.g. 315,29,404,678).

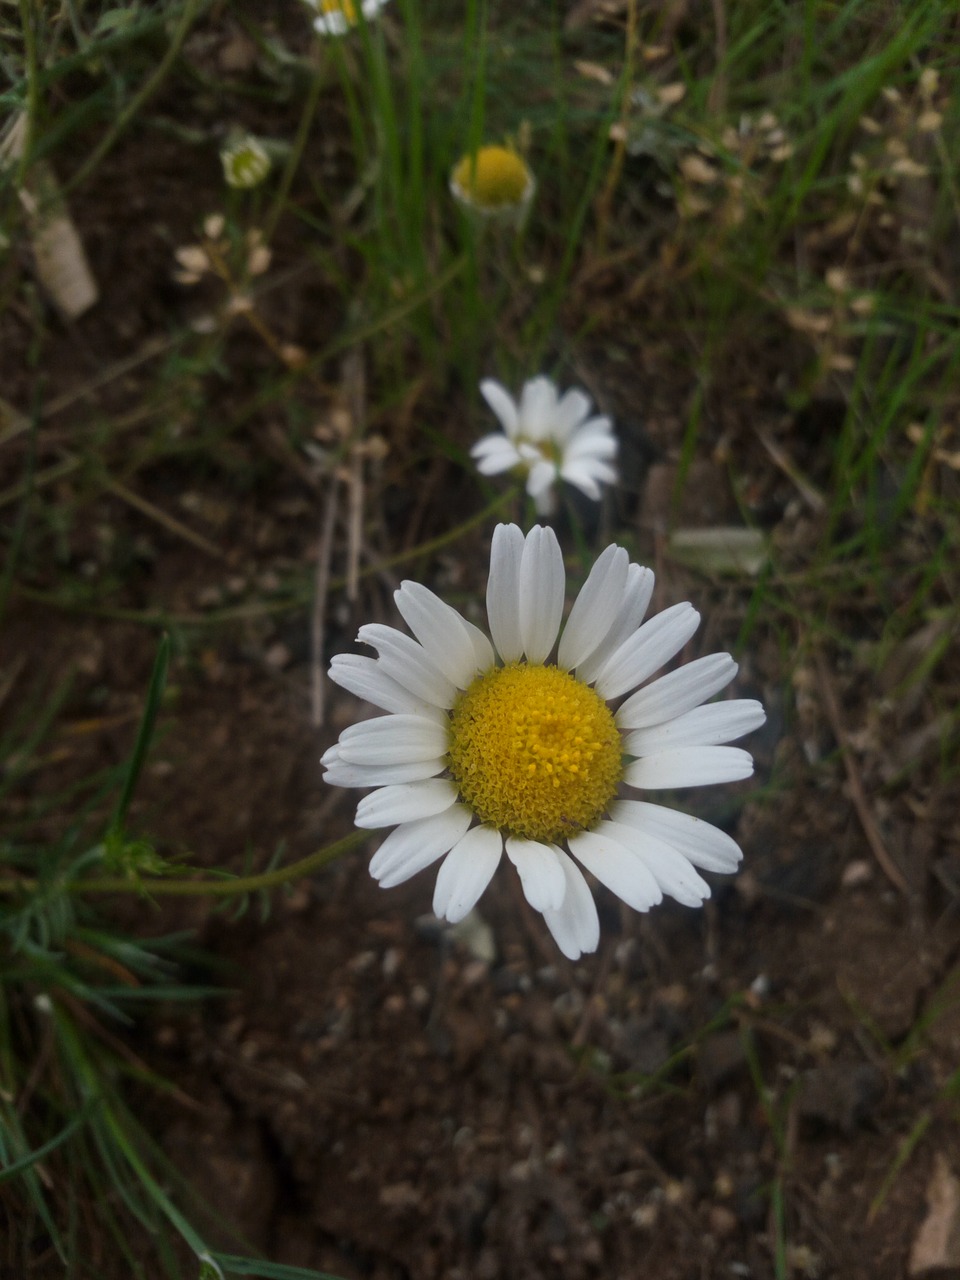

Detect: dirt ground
3,9,960,1279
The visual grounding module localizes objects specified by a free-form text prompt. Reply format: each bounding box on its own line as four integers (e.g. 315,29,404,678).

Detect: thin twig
754,426,826,513
103,476,229,563
344,346,367,602
813,649,910,898
311,475,340,728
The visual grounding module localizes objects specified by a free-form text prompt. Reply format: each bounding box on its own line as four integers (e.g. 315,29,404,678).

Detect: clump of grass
0,638,352,1278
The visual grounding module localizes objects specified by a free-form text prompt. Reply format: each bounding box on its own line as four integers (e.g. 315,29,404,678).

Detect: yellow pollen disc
452,146,532,208
447,663,623,844
320,0,357,17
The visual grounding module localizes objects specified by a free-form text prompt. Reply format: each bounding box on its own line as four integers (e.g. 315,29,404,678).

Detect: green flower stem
373,484,519,575
262,63,325,245
0,829,368,899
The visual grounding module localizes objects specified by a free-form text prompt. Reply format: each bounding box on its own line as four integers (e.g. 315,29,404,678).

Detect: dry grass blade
754,427,826,513
814,649,910,899
311,476,340,729
103,477,230,563
343,345,368,604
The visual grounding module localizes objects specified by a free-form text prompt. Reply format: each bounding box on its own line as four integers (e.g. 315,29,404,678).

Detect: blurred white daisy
472,376,618,515
322,524,765,960
306,0,390,36
450,145,536,223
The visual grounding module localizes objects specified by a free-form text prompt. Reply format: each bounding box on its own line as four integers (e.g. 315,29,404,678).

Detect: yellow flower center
452,146,532,208
320,0,357,18
447,664,622,843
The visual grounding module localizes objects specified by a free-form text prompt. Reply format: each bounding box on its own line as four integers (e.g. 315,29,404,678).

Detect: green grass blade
0,1101,95,1184
109,633,170,832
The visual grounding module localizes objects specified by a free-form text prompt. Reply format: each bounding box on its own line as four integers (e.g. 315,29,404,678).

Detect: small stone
797,1062,885,1133
709,1205,738,1238
264,642,292,670
699,1031,748,1090
910,1154,960,1275
841,859,873,887
631,1203,659,1229
461,959,490,988
379,1181,420,1210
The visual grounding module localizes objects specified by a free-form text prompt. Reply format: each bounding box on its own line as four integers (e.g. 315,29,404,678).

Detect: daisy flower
472,376,618,515
220,135,271,189
322,524,765,960
306,0,390,37
450,145,536,223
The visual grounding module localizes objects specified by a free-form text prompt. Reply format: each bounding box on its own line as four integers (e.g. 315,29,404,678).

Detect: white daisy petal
609,800,743,874
472,435,523,475
519,376,559,441
624,745,755,790
472,432,517,459
370,805,473,887
553,389,593,442
336,714,448,766
601,820,711,907
558,462,601,500
312,11,351,34
568,829,662,911
519,525,565,662
533,486,558,516
321,756,446,787
526,459,559,498
542,846,600,960
576,563,655,683
486,523,525,662
624,700,767,755
394,581,487,689
479,378,519,436
569,458,618,486
461,616,495,672
355,779,458,829
505,837,567,912
593,602,701,701
328,654,446,720
432,825,503,923
558,544,630,671
616,653,738,729
357,624,457,708
565,425,618,460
